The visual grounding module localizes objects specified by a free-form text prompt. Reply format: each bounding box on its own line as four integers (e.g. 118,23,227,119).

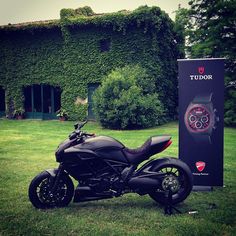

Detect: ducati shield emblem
198,66,205,74
196,161,206,172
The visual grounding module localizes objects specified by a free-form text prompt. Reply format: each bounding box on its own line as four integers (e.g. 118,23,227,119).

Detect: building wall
0,10,180,121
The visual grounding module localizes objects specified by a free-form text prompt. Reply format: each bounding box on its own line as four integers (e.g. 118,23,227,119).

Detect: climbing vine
0,6,182,121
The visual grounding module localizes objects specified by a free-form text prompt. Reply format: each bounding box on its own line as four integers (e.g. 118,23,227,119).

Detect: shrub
93,65,164,129
75,6,94,16
60,9,76,19
60,6,94,20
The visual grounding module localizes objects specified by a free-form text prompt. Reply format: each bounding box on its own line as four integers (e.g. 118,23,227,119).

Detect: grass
0,119,235,236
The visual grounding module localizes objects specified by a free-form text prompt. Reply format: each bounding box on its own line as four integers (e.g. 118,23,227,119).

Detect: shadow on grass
54,196,191,215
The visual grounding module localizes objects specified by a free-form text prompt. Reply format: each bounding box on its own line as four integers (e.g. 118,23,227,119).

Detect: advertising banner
178,58,224,187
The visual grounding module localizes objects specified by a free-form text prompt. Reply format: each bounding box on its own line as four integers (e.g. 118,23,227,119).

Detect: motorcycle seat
123,136,171,164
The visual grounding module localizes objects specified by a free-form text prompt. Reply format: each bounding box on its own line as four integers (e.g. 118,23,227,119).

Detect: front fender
45,168,70,178
45,168,58,178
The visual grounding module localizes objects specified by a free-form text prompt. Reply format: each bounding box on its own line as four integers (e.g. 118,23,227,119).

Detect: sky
0,0,190,26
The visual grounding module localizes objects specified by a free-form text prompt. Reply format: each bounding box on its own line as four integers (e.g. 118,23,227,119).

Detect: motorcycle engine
86,176,123,193
86,178,111,192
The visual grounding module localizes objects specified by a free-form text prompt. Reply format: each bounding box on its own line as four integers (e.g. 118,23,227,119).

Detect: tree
174,6,190,57
175,0,236,126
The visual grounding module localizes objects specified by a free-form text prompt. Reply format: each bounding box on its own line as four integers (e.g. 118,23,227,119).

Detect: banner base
193,186,213,191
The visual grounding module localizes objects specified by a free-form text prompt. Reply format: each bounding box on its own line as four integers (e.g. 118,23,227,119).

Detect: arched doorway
0,86,5,117
24,85,61,119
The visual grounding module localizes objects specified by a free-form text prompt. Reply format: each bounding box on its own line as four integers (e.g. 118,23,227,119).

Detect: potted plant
13,108,25,120
56,108,69,121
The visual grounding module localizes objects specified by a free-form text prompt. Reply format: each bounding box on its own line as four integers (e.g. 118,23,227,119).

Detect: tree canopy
175,0,236,126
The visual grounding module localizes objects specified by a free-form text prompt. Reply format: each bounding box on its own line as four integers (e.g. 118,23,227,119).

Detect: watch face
185,104,212,133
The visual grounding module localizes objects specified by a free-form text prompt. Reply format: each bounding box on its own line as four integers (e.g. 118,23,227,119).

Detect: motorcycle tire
149,158,193,205
28,170,74,209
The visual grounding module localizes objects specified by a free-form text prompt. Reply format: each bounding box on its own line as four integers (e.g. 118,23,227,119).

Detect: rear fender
134,158,170,177
128,158,171,194
135,157,193,184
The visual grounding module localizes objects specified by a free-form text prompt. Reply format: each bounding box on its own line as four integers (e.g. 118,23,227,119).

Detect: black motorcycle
29,121,193,209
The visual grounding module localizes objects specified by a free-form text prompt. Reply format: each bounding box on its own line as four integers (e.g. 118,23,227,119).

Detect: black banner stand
178,58,224,189
192,186,213,191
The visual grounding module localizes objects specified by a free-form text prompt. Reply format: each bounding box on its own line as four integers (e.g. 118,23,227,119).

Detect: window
43,85,52,113
24,86,32,112
24,85,61,115
99,38,111,52
33,85,42,112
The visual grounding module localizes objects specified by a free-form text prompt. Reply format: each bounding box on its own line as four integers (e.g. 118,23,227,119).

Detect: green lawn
0,120,235,236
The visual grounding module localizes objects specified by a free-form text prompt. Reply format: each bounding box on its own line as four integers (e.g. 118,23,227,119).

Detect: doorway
88,83,100,120
24,85,61,119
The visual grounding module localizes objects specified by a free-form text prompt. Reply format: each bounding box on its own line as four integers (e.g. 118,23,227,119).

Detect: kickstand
164,189,181,215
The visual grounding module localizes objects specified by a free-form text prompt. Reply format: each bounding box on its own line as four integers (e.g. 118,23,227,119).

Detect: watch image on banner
178,58,224,187
184,92,219,144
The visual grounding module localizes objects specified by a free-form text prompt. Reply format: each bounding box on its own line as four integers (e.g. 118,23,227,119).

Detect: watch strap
192,93,213,104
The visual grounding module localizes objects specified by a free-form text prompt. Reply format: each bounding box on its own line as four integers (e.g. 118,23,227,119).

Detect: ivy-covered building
0,6,182,121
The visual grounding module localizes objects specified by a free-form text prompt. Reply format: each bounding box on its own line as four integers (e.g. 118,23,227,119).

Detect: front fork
47,163,64,193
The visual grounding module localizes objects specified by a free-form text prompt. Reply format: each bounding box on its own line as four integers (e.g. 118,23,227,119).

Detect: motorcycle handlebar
70,120,94,140
82,132,95,137
69,131,94,140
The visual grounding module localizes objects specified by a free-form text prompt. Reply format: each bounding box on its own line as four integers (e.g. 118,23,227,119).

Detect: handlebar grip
85,133,95,137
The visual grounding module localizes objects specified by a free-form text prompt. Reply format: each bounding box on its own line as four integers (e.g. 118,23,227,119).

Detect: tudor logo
190,66,213,81
198,66,205,74
196,161,206,172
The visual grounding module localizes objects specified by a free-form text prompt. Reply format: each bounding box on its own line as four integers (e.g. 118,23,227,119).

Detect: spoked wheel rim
29,171,74,209
149,163,192,205
157,166,187,200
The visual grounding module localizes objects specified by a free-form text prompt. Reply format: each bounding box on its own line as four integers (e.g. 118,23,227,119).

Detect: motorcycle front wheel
28,170,74,209
149,158,193,205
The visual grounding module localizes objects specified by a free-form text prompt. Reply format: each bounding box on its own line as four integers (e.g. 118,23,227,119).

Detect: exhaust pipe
73,186,113,202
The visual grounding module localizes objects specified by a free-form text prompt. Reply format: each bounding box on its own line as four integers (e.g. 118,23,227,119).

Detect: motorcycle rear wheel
149,158,193,205
28,171,74,209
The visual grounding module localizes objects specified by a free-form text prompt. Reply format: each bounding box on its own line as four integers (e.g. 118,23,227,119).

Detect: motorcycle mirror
74,120,87,130
80,120,88,129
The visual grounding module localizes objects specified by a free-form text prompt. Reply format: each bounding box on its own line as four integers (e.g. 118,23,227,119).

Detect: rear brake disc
161,175,180,193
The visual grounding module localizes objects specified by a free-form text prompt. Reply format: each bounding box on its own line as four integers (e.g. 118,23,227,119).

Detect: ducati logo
198,67,205,74
196,161,206,172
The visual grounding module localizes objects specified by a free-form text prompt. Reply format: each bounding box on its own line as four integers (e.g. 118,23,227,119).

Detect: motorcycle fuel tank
75,136,125,151
62,135,128,163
